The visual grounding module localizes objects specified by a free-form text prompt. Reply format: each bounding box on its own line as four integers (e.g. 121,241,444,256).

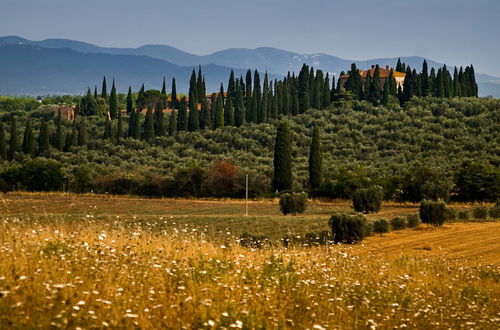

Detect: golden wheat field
0,193,499,329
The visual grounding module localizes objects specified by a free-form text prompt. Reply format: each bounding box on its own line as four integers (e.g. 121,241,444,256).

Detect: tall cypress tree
109,79,118,119
429,68,436,96
161,77,166,95
78,117,88,147
54,110,64,151
189,69,198,103
364,70,373,102
133,111,142,139
94,86,98,99
117,109,123,143
323,73,331,108
188,92,200,131
201,98,212,130
245,69,252,108
312,69,323,109
308,126,323,191
227,70,236,104
126,86,133,113
421,60,430,97
345,63,362,100
435,68,445,97
234,81,246,127
154,101,166,136
260,73,269,122
388,69,397,96
177,97,188,131
298,64,310,112
143,108,155,141
382,75,390,106
371,65,381,105
38,120,50,156
23,118,36,157
9,117,17,160
273,121,292,192
128,110,136,138
197,66,204,103
214,93,224,129
453,67,461,97
171,77,178,109
0,123,7,161
396,58,403,72
137,84,145,110
168,111,177,136
101,76,108,100
253,70,262,122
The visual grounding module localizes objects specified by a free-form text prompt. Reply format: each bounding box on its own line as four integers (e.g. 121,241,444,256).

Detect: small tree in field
419,199,446,226
352,185,384,213
373,219,390,235
390,216,407,231
279,192,308,215
329,213,368,243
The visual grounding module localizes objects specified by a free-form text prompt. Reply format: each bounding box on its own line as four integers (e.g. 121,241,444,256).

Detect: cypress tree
143,108,155,141
436,68,445,97
9,117,17,160
429,68,436,96
270,81,279,119
364,70,373,102
0,123,6,161
78,117,88,147
309,68,315,103
65,122,78,151
260,73,269,122
177,97,188,131
312,69,323,109
171,77,178,109
226,98,235,126
298,64,310,112
323,73,331,108
214,93,224,129
308,126,323,191
128,110,136,138
161,77,166,95
202,76,207,101
234,81,246,127
245,69,252,108
103,116,112,140
253,70,262,122
201,98,212,130
54,110,64,151
137,84,145,110
421,60,430,96
282,79,290,116
382,75,390,106
126,86,133,113
168,111,177,136
154,101,166,136
109,79,117,119
189,69,198,103
388,69,397,96
197,66,204,103
330,74,337,102
402,67,414,102
345,63,362,100
371,65,381,105
101,76,108,100
453,67,461,97
23,118,36,156
188,92,200,131
133,111,142,139
396,58,403,72
38,120,50,156
117,109,123,143
273,121,293,192
94,86,98,99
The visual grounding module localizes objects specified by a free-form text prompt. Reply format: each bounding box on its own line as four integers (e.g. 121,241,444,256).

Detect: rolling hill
0,36,499,96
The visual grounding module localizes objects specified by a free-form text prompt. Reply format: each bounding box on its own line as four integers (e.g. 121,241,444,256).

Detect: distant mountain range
1,36,499,97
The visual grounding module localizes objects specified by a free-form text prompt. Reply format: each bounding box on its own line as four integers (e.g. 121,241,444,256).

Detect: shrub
279,192,308,215
390,216,407,231
373,219,390,235
458,210,471,221
472,206,489,220
351,185,384,213
406,213,421,228
444,207,459,222
329,213,369,244
419,199,447,226
490,204,500,219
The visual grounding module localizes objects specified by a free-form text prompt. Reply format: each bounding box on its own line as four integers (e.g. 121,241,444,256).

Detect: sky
1,0,499,76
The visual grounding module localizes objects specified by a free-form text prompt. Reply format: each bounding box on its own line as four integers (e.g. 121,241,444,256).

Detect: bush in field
352,185,384,213
458,210,471,221
472,206,489,220
490,204,500,219
419,199,447,226
406,213,421,228
329,213,369,243
19,159,65,191
279,192,308,215
390,216,407,231
373,219,390,235
444,207,459,222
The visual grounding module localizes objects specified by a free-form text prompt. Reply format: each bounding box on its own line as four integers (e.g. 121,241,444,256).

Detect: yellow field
0,193,499,328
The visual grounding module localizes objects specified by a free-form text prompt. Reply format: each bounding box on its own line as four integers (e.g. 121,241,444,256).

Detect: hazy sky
2,0,499,76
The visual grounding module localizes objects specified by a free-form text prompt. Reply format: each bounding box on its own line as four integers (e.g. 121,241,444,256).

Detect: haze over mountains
1,36,499,97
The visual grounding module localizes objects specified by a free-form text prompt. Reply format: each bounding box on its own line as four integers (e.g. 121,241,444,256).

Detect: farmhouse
338,65,406,90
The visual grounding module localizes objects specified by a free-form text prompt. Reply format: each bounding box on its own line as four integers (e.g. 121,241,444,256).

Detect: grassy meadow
0,193,499,328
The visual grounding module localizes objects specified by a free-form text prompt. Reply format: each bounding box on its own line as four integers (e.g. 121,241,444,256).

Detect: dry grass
0,193,499,328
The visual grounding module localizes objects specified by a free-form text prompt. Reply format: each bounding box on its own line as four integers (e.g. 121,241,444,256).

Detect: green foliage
419,199,447,226
444,207,459,222
329,213,368,244
0,158,65,191
273,121,292,192
308,126,323,191
455,162,499,202
352,185,384,213
0,122,7,161
373,219,390,235
489,204,500,219
390,216,407,231
458,210,471,221
472,206,489,220
406,213,421,228
22,118,36,157
279,192,308,215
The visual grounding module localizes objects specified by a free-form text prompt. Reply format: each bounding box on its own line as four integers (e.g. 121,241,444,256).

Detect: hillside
1,36,499,96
